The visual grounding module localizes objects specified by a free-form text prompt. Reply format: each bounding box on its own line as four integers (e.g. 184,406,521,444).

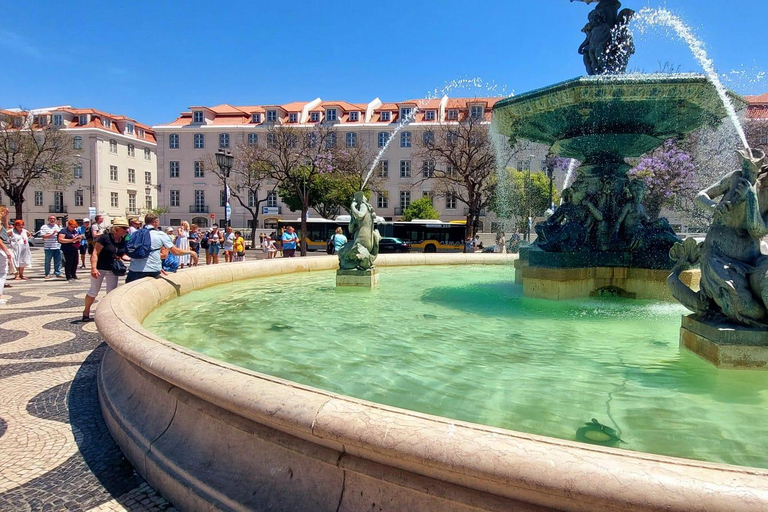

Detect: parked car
378,237,411,253
28,231,45,247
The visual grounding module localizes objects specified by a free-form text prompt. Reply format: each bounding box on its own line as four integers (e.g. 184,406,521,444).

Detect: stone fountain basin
96,254,768,512
493,74,744,163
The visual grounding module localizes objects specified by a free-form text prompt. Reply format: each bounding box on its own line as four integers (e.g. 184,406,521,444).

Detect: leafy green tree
491,168,556,234
401,196,439,221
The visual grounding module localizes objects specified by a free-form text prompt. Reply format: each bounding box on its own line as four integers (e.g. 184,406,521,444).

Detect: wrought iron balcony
125,208,141,216
189,205,209,213
49,205,67,213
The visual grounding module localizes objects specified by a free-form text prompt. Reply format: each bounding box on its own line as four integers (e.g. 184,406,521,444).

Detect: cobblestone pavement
0,253,177,512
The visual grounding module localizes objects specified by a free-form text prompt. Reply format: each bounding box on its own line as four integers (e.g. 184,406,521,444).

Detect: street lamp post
216,149,234,228
526,155,534,242
545,158,555,211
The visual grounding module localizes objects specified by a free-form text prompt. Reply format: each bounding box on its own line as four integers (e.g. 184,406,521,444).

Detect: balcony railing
49,205,67,213
125,208,141,216
189,205,209,213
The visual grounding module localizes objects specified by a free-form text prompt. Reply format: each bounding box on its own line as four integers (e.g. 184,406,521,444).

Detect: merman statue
338,191,381,271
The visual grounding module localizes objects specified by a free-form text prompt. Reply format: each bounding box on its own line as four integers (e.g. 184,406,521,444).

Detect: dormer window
381,111,391,122
252,113,261,123
193,111,204,123
266,110,277,122
349,111,359,122
447,109,459,120
13,117,23,127
79,115,87,125
103,118,111,128
425,110,436,121
289,113,298,123
400,107,413,120
470,105,484,120
310,112,320,123
126,123,135,135
52,114,63,126
137,128,145,138
326,109,338,122
37,115,48,126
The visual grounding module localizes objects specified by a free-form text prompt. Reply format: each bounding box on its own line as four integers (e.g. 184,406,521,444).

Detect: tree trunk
464,212,474,253
300,199,308,257
13,197,24,222
250,216,258,251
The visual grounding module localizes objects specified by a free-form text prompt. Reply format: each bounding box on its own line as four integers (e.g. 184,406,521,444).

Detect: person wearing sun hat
82,217,130,322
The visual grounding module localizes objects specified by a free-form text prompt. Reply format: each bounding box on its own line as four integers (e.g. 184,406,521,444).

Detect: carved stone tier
336,268,379,288
680,315,768,369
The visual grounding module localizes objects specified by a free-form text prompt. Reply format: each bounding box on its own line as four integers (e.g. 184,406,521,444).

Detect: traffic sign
210,213,215,219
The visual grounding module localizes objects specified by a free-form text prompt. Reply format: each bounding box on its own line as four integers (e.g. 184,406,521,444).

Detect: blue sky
2,0,767,126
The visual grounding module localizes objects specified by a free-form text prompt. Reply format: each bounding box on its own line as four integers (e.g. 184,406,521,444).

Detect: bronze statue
669,148,768,326
338,191,381,271
575,0,634,75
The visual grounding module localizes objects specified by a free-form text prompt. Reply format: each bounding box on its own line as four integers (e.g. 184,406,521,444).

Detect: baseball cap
83,218,90,223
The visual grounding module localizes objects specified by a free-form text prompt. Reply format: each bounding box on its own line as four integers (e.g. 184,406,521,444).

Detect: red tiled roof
747,94,768,104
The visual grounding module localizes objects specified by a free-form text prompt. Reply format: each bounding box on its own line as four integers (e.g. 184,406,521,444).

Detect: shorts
87,241,95,255
79,243,87,255
207,244,220,255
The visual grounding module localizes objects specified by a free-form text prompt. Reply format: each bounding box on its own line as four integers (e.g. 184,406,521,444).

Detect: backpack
326,234,335,255
200,233,209,249
125,227,156,259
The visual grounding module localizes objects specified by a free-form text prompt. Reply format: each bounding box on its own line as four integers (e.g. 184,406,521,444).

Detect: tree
0,113,75,220
401,196,439,221
311,143,381,220
415,113,501,240
492,168,554,234
627,139,697,220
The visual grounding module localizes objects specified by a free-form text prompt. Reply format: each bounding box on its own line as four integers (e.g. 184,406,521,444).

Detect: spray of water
634,7,749,149
562,158,579,190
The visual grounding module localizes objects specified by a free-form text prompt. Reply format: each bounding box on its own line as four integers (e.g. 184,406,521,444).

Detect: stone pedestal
336,268,379,288
680,315,768,369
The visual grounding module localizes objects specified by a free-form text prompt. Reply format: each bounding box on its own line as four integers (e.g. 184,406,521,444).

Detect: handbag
111,258,127,276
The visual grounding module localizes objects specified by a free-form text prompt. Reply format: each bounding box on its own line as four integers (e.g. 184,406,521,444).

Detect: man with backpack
125,213,194,283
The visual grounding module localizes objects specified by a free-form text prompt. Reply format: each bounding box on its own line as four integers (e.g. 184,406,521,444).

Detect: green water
144,265,768,469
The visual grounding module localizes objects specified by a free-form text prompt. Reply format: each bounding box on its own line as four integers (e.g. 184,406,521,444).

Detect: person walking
0,206,11,303
78,218,90,268
331,227,347,255
125,213,194,283
175,221,191,268
222,226,235,262
40,215,63,278
9,220,33,280
58,219,83,280
281,226,299,257
265,236,277,259
82,218,129,321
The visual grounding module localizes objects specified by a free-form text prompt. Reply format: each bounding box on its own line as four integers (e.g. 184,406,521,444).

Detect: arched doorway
192,216,208,228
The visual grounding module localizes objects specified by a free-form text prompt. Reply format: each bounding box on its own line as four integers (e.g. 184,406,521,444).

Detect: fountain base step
680,315,768,369
336,268,379,288
516,261,700,301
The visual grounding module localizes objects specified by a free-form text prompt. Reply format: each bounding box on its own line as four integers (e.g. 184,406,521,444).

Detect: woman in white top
175,221,191,268
9,219,32,279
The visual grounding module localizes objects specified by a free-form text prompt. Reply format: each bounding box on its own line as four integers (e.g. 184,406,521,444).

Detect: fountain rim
96,254,768,512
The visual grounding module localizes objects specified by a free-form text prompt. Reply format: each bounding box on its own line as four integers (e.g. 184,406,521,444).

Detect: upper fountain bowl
493,74,744,165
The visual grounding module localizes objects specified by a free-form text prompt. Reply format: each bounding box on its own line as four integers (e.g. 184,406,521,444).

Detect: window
111,192,119,208
128,193,136,211
423,191,434,202
219,133,230,149
310,112,320,122
326,109,337,122
73,136,82,149
284,112,295,123
377,193,388,209
128,168,136,183
53,114,62,126
145,171,152,185
75,190,83,207
194,190,205,210
103,118,111,128
423,131,435,145
138,128,145,138
194,133,205,149
127,144,135,157
446,164,455,177
267,133,277,148
248,133,259,146
267,191,278,207
169,133,179,149
193,111,204,123
378,132,389,148
400,131,412,148
447,109,459,120
170,190,180,207
53,191,62,210
37,115,47,126
145,195,152,209
194,161,204,178
349,111,359,122
126,123,134,135
35,191,43,206
760,133,768,145
252,113,261,123
110,165,118,181
326,132,337,149
220,189,227,207
346,132,357,148
470,105,484,120
305,132,316,147
399,191,411,210
144,148,151,160
422,159,435,178
378,160,389,178
425,110,436,121
169,161,180,178
248,191,257,207
109,139,117,153
446,192,457,209
74,165,83,179
447,131,458,145
266,110,277,122
380,111,391,122
400,160,411,178
400,107,413,119
79,115,87,125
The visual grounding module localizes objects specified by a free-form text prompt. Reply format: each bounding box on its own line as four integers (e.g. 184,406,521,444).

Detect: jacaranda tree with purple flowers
628,139,697,220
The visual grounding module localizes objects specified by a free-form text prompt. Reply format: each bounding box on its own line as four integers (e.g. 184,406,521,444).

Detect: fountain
96,2,768,511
